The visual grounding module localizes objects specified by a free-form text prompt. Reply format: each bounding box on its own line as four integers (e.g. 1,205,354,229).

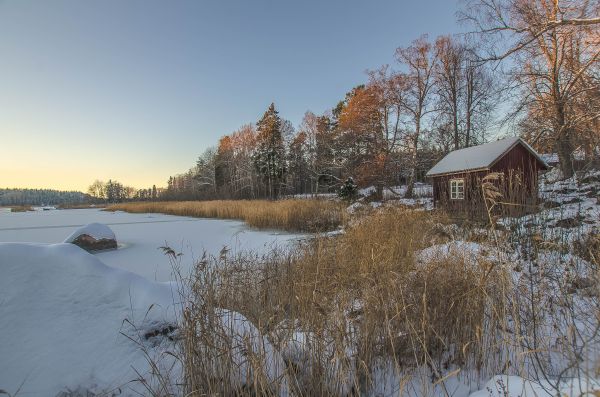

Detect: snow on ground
357,183,433,200
500,169,600,246
287,192,337,199
0,242,289,396
0,209,301,394
33,205,57,211
0,208,303,281
351,183,434,214
392,197,434,210
1,171,598,396
383,183,433,199
469,375,600,397
416,241,493,267
357,185,375,196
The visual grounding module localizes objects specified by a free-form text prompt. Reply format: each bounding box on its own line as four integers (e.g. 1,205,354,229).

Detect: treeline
165,34,499,201
87,179,162,203
0,188,89,206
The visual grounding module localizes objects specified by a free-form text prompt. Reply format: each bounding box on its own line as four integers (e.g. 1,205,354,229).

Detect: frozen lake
0,208,304,281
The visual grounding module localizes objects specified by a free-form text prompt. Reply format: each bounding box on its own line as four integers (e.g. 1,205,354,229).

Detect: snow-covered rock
346,202,365,214
64,222,117,251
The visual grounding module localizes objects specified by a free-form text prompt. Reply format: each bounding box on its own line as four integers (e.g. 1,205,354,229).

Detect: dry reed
135,198,599,395
106,200,346,232
169,207,510,395
9,205,34,212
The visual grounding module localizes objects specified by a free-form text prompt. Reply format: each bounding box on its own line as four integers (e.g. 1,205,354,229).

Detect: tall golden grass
153,207,511,395
106,200,346,232
9,205,34,212
134,203,600,395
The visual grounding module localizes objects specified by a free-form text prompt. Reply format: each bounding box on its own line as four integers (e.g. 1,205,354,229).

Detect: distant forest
0,188,90,206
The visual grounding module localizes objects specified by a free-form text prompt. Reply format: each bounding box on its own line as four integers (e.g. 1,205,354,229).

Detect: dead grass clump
574,234,600,264
9,205,34,212
106,200,345,232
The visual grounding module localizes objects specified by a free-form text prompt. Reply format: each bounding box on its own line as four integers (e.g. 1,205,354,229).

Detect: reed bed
136,201,600,396
9,205,34,212
106,199,346,232
147,207,512,396
57,203,105,209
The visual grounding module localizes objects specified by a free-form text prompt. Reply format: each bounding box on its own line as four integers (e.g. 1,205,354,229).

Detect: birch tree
395,36,439,197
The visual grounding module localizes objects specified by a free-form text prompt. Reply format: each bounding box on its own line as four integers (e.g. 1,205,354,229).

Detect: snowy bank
0,242,290,396
0,242,178,395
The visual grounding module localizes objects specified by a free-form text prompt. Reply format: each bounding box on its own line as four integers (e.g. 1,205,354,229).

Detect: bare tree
462,0,600,177
297,111,324,194
195,147,218,196
87,180,106,201
366,66,408,196
434,35,496,150
395,36,439,197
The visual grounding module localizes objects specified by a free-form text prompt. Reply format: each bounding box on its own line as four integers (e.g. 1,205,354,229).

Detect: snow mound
64,222,117,251
416,241,493,267
0,242,178,396
211,309,289,395
0,242,290,396
64,222,116,243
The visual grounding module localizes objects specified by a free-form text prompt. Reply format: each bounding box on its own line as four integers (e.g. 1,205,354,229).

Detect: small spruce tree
338,177,358,200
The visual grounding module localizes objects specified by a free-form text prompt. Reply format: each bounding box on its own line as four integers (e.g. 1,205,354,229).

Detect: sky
0,0,464,191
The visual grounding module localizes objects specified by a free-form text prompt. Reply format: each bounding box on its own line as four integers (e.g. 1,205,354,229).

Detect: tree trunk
453,108,460,150
405,133,419,198
557,132,574,178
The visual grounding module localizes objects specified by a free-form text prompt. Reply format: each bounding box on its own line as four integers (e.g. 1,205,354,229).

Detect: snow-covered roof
426,137,548,177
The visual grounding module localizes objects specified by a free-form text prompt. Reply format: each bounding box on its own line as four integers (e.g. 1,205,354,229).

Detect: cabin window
450,179,464,200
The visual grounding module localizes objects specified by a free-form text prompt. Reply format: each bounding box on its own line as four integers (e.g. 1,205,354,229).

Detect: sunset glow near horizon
0,0,461,192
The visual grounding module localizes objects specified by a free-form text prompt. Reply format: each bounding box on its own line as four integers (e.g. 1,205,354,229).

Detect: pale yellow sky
0,1,461,192
0,131,183,191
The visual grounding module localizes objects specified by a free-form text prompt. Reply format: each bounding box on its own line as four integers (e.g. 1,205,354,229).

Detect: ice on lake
0,208,303,281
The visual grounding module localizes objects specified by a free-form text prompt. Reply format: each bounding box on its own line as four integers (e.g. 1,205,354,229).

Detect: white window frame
450,178,465,200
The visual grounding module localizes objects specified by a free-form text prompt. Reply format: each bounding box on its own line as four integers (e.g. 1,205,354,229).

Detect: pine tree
253,103,286,199
338,177,358,201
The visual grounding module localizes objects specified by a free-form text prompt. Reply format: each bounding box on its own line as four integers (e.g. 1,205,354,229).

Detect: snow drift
0,242,288,396
0,242,178,395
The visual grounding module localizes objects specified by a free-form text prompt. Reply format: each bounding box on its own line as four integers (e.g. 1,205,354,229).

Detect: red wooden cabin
426,137,549,218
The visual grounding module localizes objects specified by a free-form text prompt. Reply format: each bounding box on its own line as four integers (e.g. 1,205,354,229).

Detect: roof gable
426,137,548,177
